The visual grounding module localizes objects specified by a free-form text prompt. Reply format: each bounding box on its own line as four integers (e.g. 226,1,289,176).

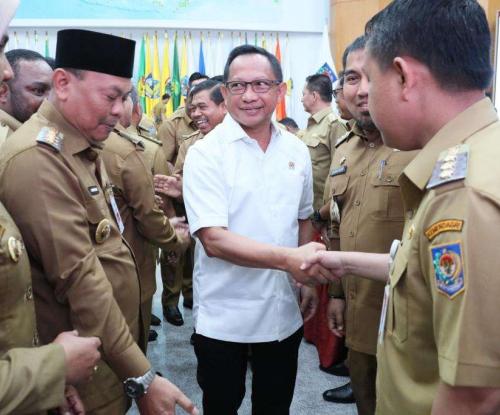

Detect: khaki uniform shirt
0,109,21,148
328,124,417,355
158,106,196,164
0,203,65,414
301,107,347,209
152,101,167,128
137,115,157,141
0,101,150,410
173,129,204,175
102,128,180,304
377,99,500,414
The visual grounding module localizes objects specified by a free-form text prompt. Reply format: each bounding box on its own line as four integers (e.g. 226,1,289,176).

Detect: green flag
171,33,181,111
44,32,49,58
136,35,146,112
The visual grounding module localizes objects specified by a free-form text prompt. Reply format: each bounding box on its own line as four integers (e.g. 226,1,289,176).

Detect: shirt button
25,285,33,301
407,210,413,219
349,231,354,237
385,175,394,182
354,200,361,206
368,143,375,148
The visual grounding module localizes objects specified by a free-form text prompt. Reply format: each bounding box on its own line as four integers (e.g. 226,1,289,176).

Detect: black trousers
193,327,303,415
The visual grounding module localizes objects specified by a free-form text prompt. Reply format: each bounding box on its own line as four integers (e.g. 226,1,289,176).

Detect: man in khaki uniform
0,49,52,145
102,95,189,352
302,1,500,413
152,92,170,129
155,79,226,326
157,72,208,164
0,8,101,412
320,37,417,414
0,29,197,415
300,73,347,210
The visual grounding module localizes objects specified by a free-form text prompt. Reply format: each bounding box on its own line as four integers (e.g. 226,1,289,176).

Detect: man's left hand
300,286,319,322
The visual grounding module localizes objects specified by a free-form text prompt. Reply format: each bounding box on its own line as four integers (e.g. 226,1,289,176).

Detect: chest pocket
388,251,408,343
85,196,120,252
370,164,405,221
330,174,349,202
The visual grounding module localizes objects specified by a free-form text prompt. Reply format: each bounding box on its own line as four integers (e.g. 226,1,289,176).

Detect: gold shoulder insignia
427,144,469,189
36,126,63,152
326,113,339,124
115,129,145,150
183,130,201,140
335,131,351,148
141,134,163,146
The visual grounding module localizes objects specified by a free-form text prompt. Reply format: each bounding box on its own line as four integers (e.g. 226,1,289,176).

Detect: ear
0,82,10,105
392,57,416,101
277,81,287,100
221,84,229,102
52,68,72,102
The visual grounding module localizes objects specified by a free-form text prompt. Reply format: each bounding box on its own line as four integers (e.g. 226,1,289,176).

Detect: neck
241,122,273,152
311,102,330,116
417,89,485,148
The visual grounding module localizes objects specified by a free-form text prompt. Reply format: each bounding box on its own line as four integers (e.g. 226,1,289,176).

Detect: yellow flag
144,34,152,115
161,32,173,116
180,33,188,107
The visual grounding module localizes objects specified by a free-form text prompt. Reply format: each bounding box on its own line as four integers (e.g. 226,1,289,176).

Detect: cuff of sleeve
439,355,500,387
107,342,151,380
299,207,314,220
328,280,344,298
189,215,228,235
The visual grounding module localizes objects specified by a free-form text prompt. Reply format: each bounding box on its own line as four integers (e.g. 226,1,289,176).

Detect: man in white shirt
183,45,331,414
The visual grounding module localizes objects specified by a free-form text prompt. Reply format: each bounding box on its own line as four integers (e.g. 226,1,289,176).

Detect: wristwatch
311,209,324,223
124,369,156,399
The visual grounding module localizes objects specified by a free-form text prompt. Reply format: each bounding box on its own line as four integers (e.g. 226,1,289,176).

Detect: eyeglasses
225,79,281,95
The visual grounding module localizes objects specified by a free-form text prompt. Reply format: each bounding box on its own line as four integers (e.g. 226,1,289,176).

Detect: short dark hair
6,49,48,76
161,93,170,100
189,79,224,105
223,44,282,82
305,73,333,103
342,36,366,71
188,72,209,86
278,117,299,130
365,0,492,91
211,75,224,83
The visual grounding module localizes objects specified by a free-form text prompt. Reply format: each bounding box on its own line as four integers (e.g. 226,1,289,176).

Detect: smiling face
8,58,53,122
343,49,376,132
54,69,132,142
222,53,285,136
189,89,226,135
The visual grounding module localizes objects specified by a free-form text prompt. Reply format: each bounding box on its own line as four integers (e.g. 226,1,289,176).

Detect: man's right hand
53,330,101,385
284,242,336,285
137,375,198,415
327,298,346,337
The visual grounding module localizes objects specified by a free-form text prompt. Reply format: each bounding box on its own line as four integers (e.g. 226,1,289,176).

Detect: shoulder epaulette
326,112,339,124
115,129,145,150
335,130,351,148
140,134,163,146
427,144,469,189
183,130,201,140
36,126,63,152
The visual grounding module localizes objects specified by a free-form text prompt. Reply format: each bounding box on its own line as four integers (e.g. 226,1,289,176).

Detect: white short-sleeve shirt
183,114,314,343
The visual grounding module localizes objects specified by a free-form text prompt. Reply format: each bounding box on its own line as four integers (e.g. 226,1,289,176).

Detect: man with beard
320,36,417,415
0,49,52,143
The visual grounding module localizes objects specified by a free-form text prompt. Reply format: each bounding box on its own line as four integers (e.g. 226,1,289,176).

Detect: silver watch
123,369,156,399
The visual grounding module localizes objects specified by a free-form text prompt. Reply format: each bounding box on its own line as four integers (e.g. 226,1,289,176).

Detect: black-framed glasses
225,79,281,95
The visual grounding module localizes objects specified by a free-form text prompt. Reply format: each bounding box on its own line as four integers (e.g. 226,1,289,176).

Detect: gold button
368,143,375,148
360,170,367,176
385,176,393,182
95,219,111,244
25,285,33,301
354,200,361,206
7,237,22,263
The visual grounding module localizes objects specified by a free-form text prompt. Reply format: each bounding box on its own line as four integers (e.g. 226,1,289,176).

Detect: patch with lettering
88,186,100,196
330,165,347,177
425,219,463,241
431,241,465,299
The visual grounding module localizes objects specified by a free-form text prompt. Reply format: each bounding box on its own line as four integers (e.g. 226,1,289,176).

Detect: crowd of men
2,0,500,414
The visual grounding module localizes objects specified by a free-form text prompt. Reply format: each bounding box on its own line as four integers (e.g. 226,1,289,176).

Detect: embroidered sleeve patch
425,219,464,241
431,241,465,299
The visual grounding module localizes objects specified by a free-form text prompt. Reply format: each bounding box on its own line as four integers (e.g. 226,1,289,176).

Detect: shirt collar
403,97,498,191
37,100,98,155
223,114,282,143
309,106,332,125
0,109,21,131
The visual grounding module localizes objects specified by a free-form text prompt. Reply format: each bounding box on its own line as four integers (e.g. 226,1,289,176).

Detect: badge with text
107,187,124,234
425,219,463,241
330,165,347,177
431,241,465,299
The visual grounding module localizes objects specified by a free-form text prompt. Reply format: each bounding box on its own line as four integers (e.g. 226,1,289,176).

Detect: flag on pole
44,31,50,58
144,34,153,115
283,33,293,117
274,35,286,120
254,32,258,47
171,33,181,111
180,33,188,106
316,25,338,83
198,35,206,75
261,33,267,50
136,35,147,112
214,32,224,76
204,32,214,77
147,33,161,112
161,32,173,116
187,32,196,79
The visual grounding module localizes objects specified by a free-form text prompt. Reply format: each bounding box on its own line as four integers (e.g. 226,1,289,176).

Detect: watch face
124,379,145,399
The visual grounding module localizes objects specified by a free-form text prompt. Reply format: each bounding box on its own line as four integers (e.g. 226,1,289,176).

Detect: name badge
330,165,347,177
378,284,390,345
107,187,124,234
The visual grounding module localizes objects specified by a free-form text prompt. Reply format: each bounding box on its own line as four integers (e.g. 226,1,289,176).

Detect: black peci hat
55,29,135,78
